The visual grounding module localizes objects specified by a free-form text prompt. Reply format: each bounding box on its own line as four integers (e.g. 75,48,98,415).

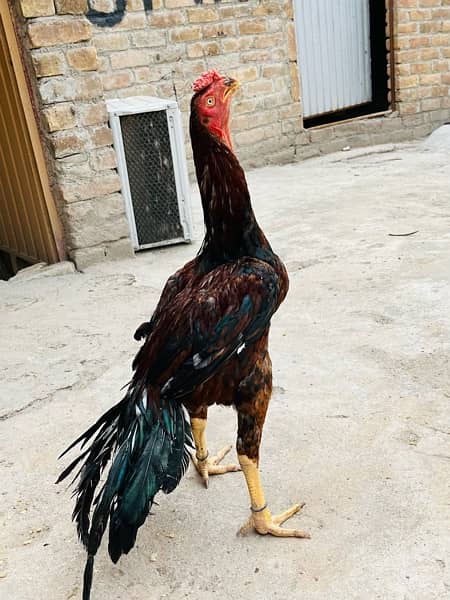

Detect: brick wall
91,0,301,169
14,0,450,268
394,0,450,121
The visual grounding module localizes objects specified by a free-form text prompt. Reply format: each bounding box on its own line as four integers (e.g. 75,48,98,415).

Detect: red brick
169,27,202,43
90,148,117,172
431,85,449,96
419,48,439,60
52,130,88,158
396,63,411,76
187,7,219,23
95,33,129,52
110,50,149,69
220,6,252,19
90,125,113,148
421,97,441,111
21,0,54,18
395,49,420,62
67,47,98,71
55,0,88,13
79,102,108,126
398,75,419,88
431,34,450,46
60,172,121,203
28,18,91,48
149,11,185,27
419,21,442,33
239,20,267,35
408,9,432,20
187,41,220,59
398,101,420,114
39,73,102,104
32,51,65,77
44,103,76,132
101,71,134,90
202,23,236,38
432,8,450,18
131,30,166,48
432,60,450,72
165,0,191,7
418,73,441,86
410,36,431,49
396,22,418,34
253,2,285,16
410,62,430,74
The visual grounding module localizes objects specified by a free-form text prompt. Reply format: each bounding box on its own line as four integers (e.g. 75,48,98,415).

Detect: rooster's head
191,69,239,150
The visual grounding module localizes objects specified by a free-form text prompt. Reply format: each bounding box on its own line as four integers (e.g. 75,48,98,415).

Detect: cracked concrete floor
1,139,450,600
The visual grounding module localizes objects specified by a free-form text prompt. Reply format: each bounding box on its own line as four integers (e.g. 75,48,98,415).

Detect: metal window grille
107,97,193,250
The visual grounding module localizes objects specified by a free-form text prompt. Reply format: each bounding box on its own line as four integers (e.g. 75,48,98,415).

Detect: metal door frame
387,0,396,110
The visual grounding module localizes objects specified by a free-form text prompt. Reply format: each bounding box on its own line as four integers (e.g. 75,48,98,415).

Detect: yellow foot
239,503,310,538
191,445,241,488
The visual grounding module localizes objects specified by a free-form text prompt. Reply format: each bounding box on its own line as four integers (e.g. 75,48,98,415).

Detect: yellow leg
190,418,240,488
238,454,310,538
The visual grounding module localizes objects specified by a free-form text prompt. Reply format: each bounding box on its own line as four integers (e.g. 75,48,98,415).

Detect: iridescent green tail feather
57,393,192,600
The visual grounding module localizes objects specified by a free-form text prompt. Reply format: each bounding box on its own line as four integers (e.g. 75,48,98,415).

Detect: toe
267,525,310,538
210,444,233,464
272,502,305,525
208,463,241,475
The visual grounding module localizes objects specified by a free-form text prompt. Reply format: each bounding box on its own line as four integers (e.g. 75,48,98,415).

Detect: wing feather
131,258,281,403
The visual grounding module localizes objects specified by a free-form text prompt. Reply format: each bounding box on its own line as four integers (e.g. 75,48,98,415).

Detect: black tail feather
82,556,94,600
58,392,192,600
58,398,127,460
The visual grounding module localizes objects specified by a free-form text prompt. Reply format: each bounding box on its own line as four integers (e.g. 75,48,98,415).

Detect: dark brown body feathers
134,92,289,460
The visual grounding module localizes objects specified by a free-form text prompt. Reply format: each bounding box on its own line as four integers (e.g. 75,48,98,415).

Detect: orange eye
206,96,215,107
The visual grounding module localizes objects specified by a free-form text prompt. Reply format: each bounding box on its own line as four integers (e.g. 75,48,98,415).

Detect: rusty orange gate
0,1,64,269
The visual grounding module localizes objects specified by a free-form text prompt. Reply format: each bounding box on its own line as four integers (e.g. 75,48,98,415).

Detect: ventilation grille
120,111,184,246
107,96,192,251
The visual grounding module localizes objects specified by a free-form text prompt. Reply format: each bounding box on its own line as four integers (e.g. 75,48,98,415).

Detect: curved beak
223,77,239,100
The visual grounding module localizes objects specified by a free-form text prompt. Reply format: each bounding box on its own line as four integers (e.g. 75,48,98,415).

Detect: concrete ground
1,136,450,600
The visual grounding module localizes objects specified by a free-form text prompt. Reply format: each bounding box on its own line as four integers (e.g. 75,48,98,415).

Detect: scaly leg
190,417,240,488
238,454,310,538
236,352,310,538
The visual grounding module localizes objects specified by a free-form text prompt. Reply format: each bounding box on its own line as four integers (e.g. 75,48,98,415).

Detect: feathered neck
190,104,272,268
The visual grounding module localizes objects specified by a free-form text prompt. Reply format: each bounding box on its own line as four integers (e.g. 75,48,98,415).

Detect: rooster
58,70,309,600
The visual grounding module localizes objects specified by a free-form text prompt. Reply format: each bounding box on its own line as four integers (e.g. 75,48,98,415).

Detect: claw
238,517,254,537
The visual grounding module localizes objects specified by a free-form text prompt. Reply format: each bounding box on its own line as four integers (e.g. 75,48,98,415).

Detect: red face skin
194,77,239,150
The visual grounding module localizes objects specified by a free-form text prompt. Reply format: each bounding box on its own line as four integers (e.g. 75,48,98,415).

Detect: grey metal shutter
294,0,372,118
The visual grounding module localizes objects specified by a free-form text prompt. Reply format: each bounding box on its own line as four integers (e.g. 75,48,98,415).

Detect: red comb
192,69,222,92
